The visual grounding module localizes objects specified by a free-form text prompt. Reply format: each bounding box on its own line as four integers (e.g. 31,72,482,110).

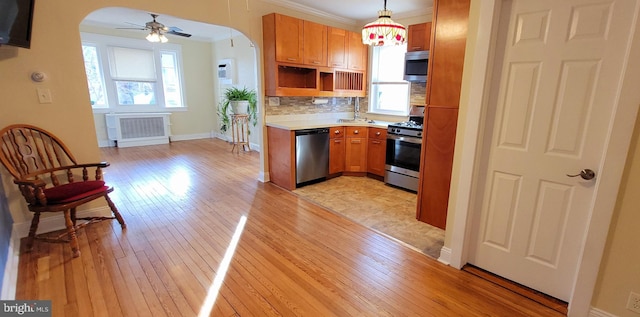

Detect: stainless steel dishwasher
295,128,330,186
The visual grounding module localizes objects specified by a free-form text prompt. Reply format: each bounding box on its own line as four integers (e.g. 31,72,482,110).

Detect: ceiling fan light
159,34,168,43
362,3,406,46
146,31,160,43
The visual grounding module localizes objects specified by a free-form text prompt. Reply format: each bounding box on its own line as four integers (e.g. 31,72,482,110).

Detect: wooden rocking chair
0,124,126,258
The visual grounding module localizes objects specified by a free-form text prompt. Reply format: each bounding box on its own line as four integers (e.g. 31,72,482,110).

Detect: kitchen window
81,33,186,112
369,44,409,116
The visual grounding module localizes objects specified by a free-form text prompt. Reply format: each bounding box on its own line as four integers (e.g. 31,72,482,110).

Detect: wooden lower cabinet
329,127,345,174
367,128,387,177
268,126,388,189
416,107,458,229
267,126,296,190
345,127,368,172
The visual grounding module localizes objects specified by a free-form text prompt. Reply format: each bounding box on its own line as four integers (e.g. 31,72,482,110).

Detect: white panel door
468,0,638,301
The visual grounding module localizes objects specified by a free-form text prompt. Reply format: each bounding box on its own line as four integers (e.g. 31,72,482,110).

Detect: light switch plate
36,88,52,104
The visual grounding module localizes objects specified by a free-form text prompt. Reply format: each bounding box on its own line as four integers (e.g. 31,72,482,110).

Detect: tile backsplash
410,82,427,105
264,82,427,116
265,97,357,116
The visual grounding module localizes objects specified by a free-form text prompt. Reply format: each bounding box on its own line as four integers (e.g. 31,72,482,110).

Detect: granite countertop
266,118,393,130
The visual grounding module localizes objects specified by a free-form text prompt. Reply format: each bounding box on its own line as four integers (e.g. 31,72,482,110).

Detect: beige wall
592,121,640,316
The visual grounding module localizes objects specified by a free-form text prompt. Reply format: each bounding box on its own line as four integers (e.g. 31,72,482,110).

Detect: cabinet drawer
346,126,368,138
330,126,345,139
368,128,387,140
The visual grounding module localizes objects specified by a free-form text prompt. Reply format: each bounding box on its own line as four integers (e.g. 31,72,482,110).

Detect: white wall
211,34,261,148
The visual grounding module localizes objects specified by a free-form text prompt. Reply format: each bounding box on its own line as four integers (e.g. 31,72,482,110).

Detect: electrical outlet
268,97,280,106
627,291,640,313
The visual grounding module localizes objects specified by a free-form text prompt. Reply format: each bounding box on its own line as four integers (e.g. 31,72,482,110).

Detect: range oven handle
387,134,422,144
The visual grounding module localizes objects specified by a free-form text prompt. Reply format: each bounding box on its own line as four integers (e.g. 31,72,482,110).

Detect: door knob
566,169,596,180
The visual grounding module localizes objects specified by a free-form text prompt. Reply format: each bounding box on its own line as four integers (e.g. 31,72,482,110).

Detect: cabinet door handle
312,61,321,64
353,130,359,134
375,132,381,136
287,58,297,61
372,140,381,144
334,139,342,143
351,139,361,144
334,130,341,134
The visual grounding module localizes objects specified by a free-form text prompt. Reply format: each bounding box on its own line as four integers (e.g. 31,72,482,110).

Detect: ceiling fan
118,13,192,43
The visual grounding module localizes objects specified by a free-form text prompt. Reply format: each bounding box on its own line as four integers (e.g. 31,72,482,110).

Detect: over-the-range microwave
404,50,429,82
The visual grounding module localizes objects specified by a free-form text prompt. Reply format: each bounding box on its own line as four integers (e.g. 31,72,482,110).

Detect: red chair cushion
43,181,108,203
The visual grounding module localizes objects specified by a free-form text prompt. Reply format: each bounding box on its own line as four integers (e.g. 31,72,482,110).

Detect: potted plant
217,86,258,133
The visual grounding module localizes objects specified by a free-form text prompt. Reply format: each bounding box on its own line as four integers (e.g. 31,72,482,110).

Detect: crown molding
393,7,433,21
260,0,433,27
260,0,358,25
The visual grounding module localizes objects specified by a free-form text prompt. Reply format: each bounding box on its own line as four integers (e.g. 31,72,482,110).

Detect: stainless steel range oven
385,112,424,192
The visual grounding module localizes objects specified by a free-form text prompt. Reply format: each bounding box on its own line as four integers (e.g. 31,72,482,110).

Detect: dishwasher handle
295,128,329,136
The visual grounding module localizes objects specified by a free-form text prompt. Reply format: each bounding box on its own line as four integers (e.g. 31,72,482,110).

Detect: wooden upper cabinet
303,21,327,66
327,27,348,68
269,14,327,67
347,31,368,71
263,13,367,97
426,1,470,108
273,14,304,64
407,22,433,52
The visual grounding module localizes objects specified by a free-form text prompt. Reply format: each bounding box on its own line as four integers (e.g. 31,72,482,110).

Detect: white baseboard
589,307,617,317
259,171,269,183
438,246,451,265
98,140,116,148
100,134,262,152
169,133,212,142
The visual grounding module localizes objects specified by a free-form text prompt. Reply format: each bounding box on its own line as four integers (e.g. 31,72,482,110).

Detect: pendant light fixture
362,0,406,46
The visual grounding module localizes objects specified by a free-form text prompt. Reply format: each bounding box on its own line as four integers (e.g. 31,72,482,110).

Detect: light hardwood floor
15,138,565,316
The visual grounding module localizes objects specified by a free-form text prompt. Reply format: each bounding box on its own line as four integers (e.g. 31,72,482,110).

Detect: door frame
447,0,640,316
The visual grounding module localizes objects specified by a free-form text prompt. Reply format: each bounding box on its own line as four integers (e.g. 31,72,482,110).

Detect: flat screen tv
0,0,35,49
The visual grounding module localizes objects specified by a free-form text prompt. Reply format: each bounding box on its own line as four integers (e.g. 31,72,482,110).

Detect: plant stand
231,114,250,153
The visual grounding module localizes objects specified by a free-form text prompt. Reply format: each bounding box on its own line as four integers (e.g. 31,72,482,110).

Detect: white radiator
105,113,171,148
